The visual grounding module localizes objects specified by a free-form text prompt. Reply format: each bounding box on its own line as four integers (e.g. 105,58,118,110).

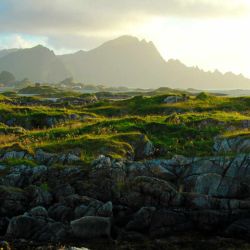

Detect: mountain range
0,35,249,89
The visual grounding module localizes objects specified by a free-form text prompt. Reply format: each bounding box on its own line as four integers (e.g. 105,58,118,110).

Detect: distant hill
0,45,71,82
59,36,167,88
59,35,250,89
0,70,15,85
0,35,250,89
0,48,20,58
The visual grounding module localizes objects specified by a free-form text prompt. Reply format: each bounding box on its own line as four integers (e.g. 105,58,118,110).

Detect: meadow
1,88,250,164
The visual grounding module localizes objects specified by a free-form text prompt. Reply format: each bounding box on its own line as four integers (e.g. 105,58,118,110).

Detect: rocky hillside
1,36,250,88
58,36,250,89
0,92,250,248
0,45,71,83
1,153,250,249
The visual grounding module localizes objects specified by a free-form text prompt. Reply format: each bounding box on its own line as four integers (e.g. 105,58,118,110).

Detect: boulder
214,137,250,154
126,207,156,232
84,200,103,216
71,216,111,239
92,155,112,169
25,185,53,207
48,204,74,222
7,214,68,242
0,165,48,188
225,219,250,239
35,149,56,164
0,217,9,235
29,206,48,218
53,184,75,201
97,201,113,217
163,96,184,104
1,151,26,161
74,205,88,219
150,209,192,238
189,209,230,232
66,153,80,164
0,186,27,216
38,221,68,242
130,176,177,207
133,134,155,160
7,215,42,239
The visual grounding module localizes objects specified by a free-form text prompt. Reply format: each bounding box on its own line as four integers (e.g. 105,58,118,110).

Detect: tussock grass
1,93,250,162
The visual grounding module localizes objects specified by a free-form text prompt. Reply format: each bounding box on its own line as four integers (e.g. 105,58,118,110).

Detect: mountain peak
30,44,53,52
112,35,140,43
99,35,156,49
32,44,48,50
29,44,55,56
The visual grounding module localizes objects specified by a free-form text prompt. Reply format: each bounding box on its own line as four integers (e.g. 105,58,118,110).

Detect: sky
0,0,250,77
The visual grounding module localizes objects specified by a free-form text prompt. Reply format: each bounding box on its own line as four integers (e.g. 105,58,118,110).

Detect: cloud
0,34,48,50
0,0,249,35
0,0,249,51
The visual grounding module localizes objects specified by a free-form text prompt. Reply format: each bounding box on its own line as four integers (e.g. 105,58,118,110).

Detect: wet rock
163,96,184,104
66,153,80,164
48,204,74,222
0,165,48,188
6,118,16,126
74,205,88,219
7,214,68,242
129,176,177,207
242,120,250,129
150,209,192,238
35,149,56,165
189,209,230,232
71,216,111,239
92,155,112,169
0,186,27,216
25,185,53,207
84,200,103,216
1,151,26,161
53,184,75,201
133,134,155,160
118,230,145,242
127,162,147,177
45,117,58,128
126,207,156,232
0,217,9,235
225,219,250,239
7,215,42,239
97,201,113,217
113,205,134,227
29,206,48,218
214,137,250,154
38,221,68,242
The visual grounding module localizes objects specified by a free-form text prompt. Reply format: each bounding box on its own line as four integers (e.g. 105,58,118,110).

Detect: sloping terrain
1,36,250,89
1,91,250,248
0,45,70,82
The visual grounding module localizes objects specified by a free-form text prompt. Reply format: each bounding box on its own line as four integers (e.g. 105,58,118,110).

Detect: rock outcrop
1,154,250,245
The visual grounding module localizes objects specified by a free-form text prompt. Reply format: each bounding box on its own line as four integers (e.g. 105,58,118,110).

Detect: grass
1,92,250,163
1,158,37,167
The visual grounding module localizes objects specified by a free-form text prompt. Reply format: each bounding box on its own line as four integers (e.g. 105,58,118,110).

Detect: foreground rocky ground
1,92,250,249
1,152,250,249
2,235,250,250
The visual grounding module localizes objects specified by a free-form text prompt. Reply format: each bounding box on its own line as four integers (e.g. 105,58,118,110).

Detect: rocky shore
1,152,250,249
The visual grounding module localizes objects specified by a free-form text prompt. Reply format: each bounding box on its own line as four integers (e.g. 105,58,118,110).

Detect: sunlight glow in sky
0,0,250,77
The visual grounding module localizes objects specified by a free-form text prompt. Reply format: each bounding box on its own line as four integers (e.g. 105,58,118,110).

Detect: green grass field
1,89,250,163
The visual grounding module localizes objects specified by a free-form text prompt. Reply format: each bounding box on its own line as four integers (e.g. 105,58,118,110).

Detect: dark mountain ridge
0,45,71,82
0,35,249,89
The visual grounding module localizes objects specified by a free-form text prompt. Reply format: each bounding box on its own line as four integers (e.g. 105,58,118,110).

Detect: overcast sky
0,0,250,77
